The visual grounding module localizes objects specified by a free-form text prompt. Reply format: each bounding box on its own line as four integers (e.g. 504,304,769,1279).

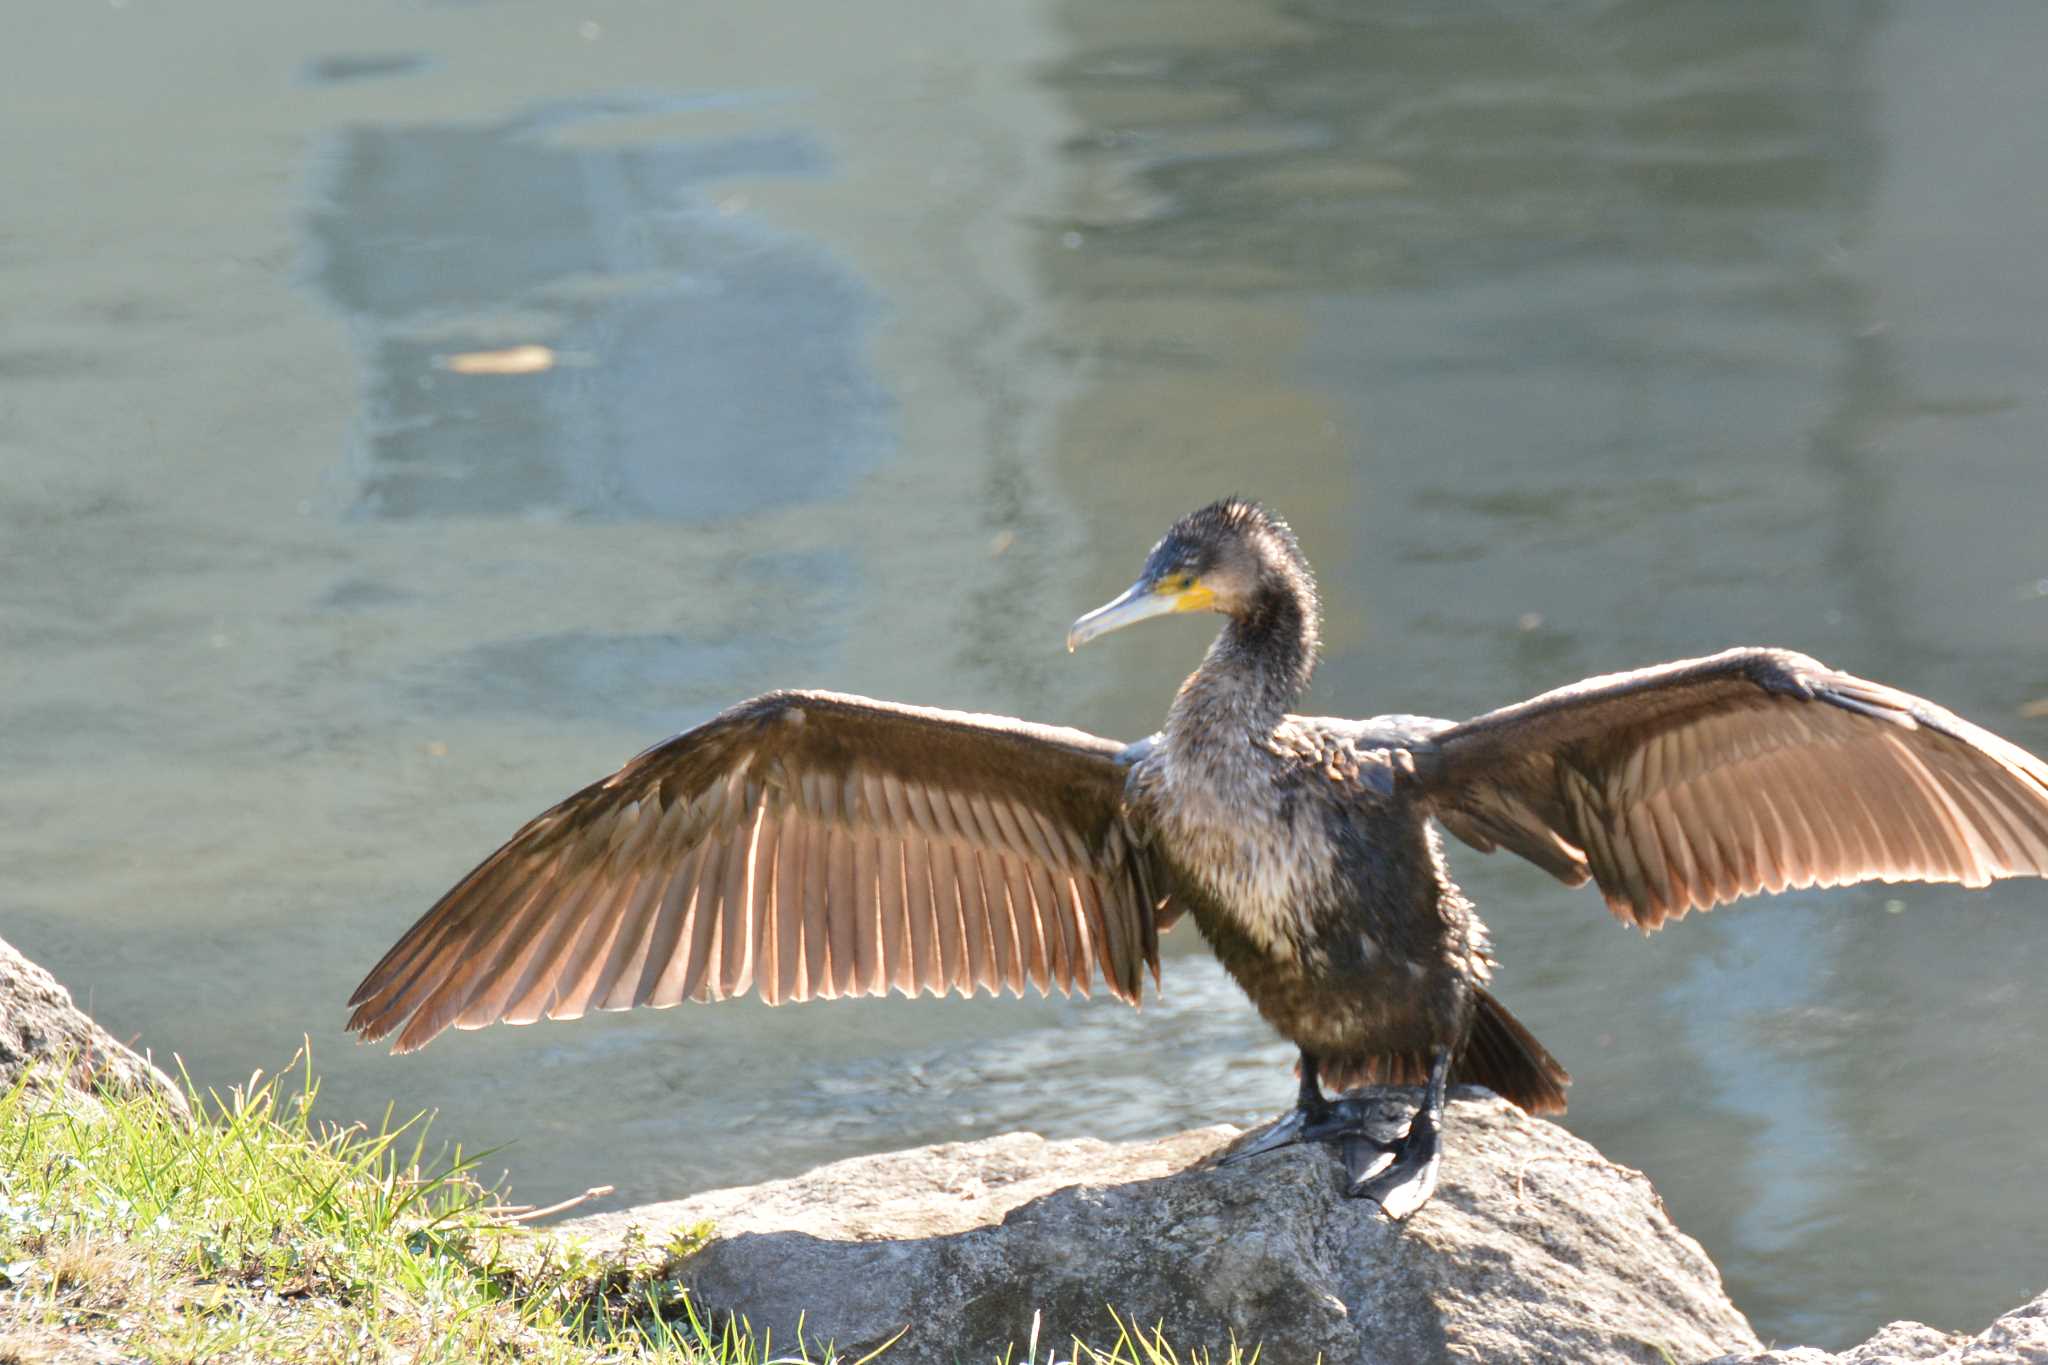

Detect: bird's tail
1455,988,1570,1115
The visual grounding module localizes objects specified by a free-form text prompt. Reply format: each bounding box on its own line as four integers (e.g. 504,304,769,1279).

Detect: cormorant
347,499,2048,1218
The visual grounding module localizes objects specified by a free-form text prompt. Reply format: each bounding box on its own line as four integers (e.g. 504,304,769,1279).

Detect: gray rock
564,1091,1761,1364
1708,1292,2048,1365
0,935,188,1120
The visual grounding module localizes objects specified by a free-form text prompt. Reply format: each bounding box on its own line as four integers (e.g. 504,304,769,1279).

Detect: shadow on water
303,100,891,522
298,53,436,86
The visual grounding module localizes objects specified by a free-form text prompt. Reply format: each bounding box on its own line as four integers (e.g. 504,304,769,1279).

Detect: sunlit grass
0,1049,1267,1364
0,1048,821,1362
1003,1309,1268,1365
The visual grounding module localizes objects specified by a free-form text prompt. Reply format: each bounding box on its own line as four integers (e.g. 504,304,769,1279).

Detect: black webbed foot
1345,1046,1451,1220
1339,1132,1397,1190
1217,1094,1396,1167
1345,1106,1441,1219
1224,1047,1452,1221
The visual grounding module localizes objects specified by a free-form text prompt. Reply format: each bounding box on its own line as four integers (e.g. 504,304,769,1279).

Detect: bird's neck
1167,587,1318,745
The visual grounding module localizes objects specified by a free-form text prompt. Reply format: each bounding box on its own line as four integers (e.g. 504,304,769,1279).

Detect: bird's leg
1218,1053,1394,1165
1347,1046,1449,1220
1297,1052,1331,1121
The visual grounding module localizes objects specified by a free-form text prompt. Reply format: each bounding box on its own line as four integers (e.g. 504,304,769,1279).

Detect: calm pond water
8,0,2048,1349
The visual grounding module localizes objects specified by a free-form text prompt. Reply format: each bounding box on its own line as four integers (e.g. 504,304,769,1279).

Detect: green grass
0,1049,811,1363
1003,1313,1266,1365
0,1050,1263,1365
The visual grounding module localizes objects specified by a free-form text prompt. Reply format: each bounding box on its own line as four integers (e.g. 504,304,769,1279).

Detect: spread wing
348,690,1165,1052
1414,648,2048,929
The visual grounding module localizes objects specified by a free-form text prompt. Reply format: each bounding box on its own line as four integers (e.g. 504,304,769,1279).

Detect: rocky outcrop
564,1090,1761,1364
1708,1292,2048,1364
0,935,188,1120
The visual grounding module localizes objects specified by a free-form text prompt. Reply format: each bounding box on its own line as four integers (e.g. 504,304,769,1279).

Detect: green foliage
0,1047,797,1363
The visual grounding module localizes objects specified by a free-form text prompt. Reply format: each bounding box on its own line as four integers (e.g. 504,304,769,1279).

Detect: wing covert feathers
349,691,1163,1051
1421,647,2048,928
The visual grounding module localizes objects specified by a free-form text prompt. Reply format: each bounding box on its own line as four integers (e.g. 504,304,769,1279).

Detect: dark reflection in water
1050,1,1865,279
299,53,435,86
305,103,890,521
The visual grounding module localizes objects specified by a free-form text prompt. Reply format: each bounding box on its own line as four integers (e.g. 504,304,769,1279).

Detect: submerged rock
1707,1291,2048,1364
0,935,188,1120
564,1090,1760,1364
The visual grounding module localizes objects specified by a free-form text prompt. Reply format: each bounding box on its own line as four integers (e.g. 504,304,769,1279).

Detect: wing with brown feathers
1414,648,2048,929
348,690,1165,1052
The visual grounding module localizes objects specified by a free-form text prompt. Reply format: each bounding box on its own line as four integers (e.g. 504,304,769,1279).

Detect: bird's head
1067,498,1316,651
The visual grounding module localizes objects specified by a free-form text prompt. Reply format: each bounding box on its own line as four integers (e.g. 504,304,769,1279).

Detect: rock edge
0,935,189,1121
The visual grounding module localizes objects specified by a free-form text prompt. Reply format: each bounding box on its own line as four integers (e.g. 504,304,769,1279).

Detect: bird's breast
1136,748,1340,957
